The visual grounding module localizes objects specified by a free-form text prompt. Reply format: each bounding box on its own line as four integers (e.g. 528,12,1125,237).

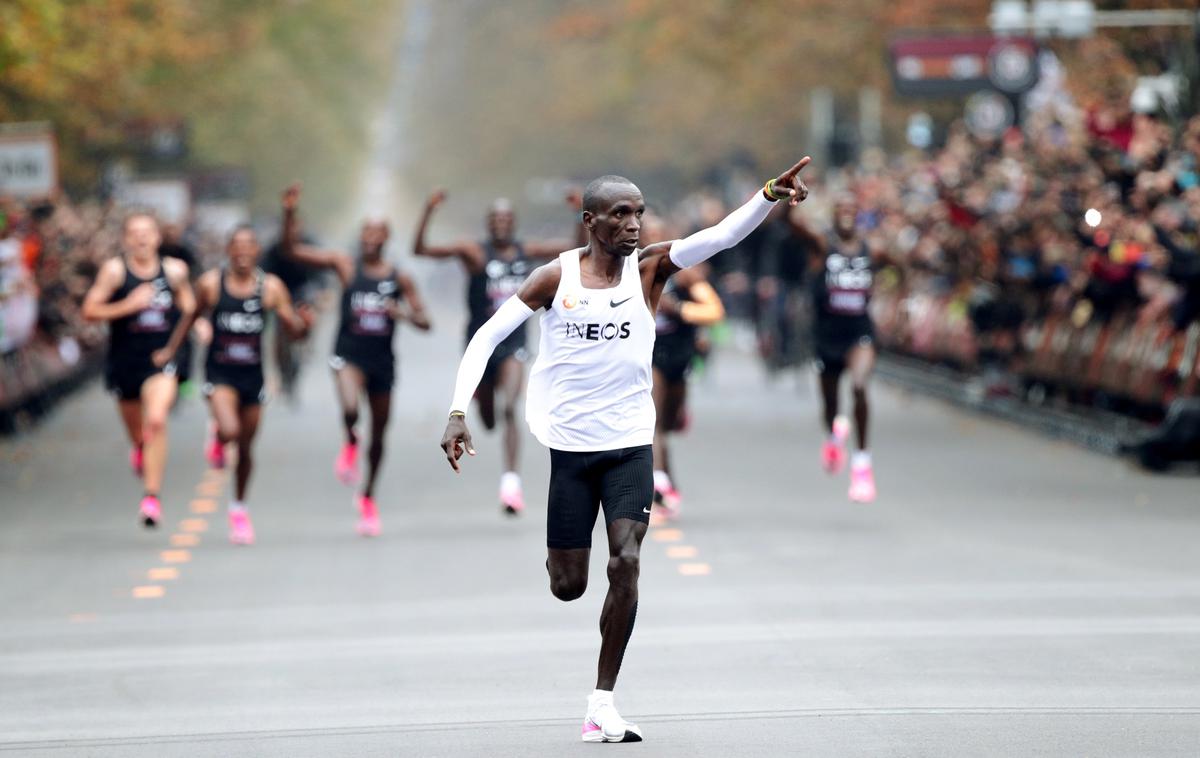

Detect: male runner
82,213,196,526
281,185,431,536
191,226,311,544
158,223,200,395
263,226,323,402
414,190,583,515
639,211,726,520
794,193,878,502
441,157,811,742
650,260,724,521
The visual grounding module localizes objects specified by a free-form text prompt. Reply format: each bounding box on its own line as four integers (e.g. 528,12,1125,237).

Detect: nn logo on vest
564,322,631,341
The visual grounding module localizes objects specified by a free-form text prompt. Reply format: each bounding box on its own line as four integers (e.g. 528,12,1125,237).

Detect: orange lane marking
68,613,98,623
169,533,199,548
651,528,683,543
677,562,711,576
160,550,191,564
132,585,165,599
148,567,179,581
179,519,208,534
666,545,698,559
190,498,217,515
196,481,222,497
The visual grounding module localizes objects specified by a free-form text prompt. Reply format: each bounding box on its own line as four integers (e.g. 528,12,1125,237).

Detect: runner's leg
362,391,391,499
334,363,365,445
207,386,241,447
475,380,497,432
496,357,524,475
819,366,841,435
117,399,144,448
234,402,262,502
140,373,177,496
333,362,367,486
496,356,525,513
596,517,647,690
847,342,876,451
846,341,877,502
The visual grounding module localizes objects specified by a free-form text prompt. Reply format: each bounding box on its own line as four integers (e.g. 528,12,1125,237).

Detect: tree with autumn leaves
0,0,395,220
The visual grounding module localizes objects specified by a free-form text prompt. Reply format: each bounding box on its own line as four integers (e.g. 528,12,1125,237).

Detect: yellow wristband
765,179,789,202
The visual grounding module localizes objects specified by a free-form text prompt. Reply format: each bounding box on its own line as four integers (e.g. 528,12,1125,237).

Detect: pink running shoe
582,704,643,743
129,446,144,478
653,486,682,520
206,437,225,470
356,495,381,537
821,416,850,474
500,488,525,517
335,442,360,487
229,509,255,545
848,460,877,503
139,495,161,528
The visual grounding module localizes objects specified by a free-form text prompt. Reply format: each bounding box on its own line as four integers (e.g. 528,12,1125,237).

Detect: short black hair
583,175,639,214
227,223,257,244
121,210,158,234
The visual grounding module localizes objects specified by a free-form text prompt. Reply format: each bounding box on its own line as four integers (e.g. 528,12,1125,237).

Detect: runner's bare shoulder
517,257,566,311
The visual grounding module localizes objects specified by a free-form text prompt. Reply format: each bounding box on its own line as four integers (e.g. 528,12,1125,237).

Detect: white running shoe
582,702,643,743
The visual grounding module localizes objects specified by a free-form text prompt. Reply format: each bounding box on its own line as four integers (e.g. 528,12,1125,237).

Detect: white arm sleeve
669,192,776,269
449,296,535,414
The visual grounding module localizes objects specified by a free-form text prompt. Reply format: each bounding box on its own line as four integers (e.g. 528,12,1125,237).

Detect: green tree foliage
406,0,994,201
1,0,397,221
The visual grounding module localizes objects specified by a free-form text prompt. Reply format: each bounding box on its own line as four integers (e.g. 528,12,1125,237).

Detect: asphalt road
2,313,1198,757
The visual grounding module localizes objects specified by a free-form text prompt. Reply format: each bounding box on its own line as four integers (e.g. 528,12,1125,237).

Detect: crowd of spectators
8,84,1200,430
718,92,1200,412
0,194,218,431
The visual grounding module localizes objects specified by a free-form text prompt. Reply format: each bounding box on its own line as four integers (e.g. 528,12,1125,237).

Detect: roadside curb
876,354,1151,456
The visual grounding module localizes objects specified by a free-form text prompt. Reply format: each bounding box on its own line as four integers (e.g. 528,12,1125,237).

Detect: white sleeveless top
526,249,657,451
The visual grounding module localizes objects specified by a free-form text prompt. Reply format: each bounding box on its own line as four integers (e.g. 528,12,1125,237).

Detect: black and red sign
889,34,1039,98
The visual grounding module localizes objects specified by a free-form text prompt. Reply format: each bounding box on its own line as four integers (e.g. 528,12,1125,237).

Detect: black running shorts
204,365,265,406
482,342,528,384
814,316,874,376
330,354,395,395
652,341,695,384
105,360,177,401
546,445,653,550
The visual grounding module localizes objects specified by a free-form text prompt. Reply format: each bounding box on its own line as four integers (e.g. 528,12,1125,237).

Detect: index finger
443,440,461,473
782,156,812,179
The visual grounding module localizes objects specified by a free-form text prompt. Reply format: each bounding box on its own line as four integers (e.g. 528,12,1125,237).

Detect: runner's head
161,222,184,246
359,218,390,261
582,175,644,257
122,212,162,259
486,198,515,245
833,192,857,238
226,225,261,275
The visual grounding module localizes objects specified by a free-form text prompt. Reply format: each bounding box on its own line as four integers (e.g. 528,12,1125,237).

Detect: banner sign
889,35,1039,98
0,123,58,198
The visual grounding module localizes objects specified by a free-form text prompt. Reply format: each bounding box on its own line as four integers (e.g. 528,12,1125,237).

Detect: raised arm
280,184,354,284
636,157,811,312
439,261,561,472
641,156,812,284
412,190,486,271
522,187,587,259
787,210,828,259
